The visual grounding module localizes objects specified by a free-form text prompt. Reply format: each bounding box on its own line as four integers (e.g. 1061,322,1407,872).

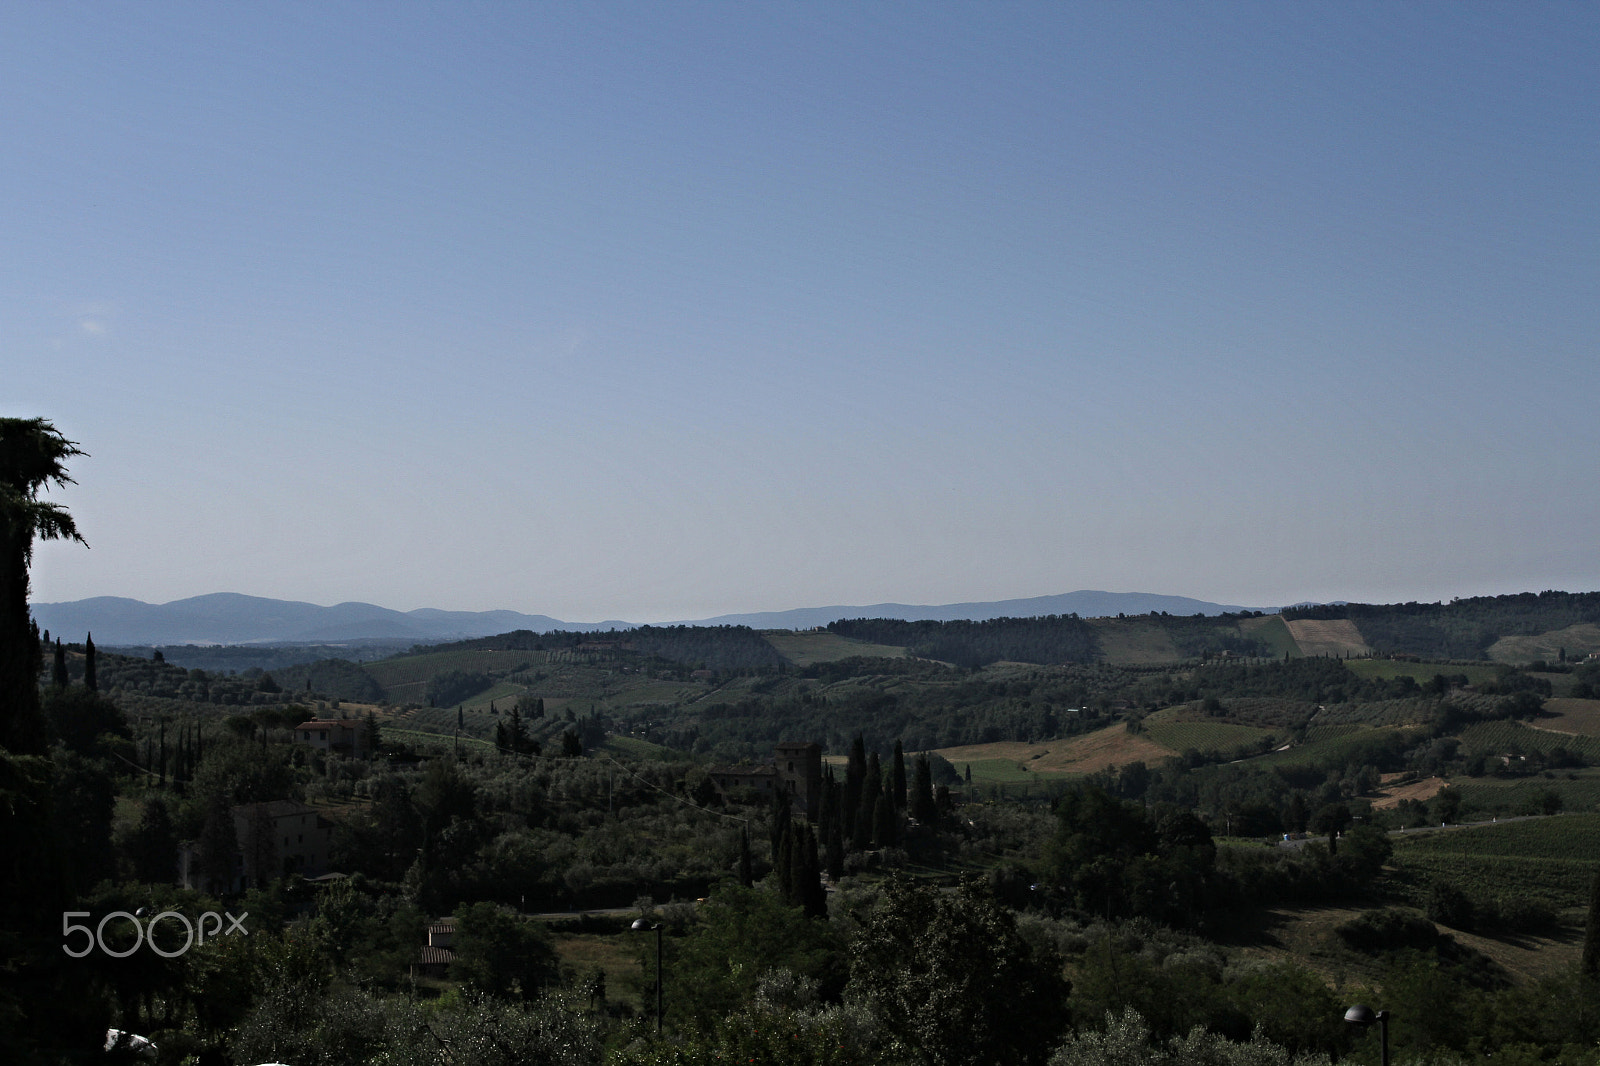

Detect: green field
1252,725,1420,770
1311,697,1437,728
1458,720,1600,762
365,648,537,688
958,757,1050,785
761,630,907,666
1450,769,1600,815
1302,721,1369,743
958,757,1083,802
1086,619,1182,664
1488,623,1600,665
603,735,685,760
1141,720,1279,754
1239,615,1300,658
1344,658,1503,686
382,725,495,750
1390,813,1600,909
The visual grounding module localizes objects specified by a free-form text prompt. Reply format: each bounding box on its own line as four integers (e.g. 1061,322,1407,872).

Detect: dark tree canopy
849,877,1068,1066
0,417,84,756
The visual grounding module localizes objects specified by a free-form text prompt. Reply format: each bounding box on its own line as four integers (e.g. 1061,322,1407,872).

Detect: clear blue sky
8,2,1597,622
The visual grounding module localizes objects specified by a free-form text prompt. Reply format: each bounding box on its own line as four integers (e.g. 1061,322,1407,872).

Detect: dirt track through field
935,724,1174,775
1530,698,1600,738
1369,773,1446,810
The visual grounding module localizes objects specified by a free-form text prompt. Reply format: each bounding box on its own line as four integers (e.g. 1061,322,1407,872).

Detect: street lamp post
632,918,663,1033
1345,1004,1389,1066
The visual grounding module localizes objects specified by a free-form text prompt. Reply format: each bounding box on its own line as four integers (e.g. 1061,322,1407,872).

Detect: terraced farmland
1458,720,1600,762
1253,725,1422,771
1451,770,1600,816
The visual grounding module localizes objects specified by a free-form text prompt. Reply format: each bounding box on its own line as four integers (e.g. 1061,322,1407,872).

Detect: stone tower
774,740,823,820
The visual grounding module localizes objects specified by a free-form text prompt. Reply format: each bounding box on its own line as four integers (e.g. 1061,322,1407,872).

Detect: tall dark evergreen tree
844,734,866,844
198,793,239,894
826,812,845,882
82,632,95,692
873,793,897,847
821,770,845,880
855,752,882,850
1583,866,1600,978
793,824,826,918
817,766,837,847
51,638,67,689
508,705,526,754
912,753,936,824
770,786,792,865
775,823,795,903
738,827,754,888
892,740,907,810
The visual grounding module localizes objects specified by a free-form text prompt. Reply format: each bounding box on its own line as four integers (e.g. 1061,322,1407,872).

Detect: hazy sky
8,2,1597,622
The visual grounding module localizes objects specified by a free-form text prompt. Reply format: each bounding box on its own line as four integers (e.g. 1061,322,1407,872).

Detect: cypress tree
1583,866,1600,978
776,823,795,903
509,705,525,753
826,808,845,882
817,766,836,846
770,786,792,865
912,754,936,824
739,827,754,888
844,734,866,842
891,740,907,810
796,824,826,918
873,793,897,847
854,753,881,850
52,639,68,689
83,632,96,692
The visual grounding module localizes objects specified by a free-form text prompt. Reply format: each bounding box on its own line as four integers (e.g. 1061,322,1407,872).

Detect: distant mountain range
30,590,1257,648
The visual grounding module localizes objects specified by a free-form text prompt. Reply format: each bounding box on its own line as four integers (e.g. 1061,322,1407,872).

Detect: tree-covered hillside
1286,591,1600,659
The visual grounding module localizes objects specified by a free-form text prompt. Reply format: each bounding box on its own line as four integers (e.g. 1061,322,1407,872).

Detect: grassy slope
1344,658,1504,686
1451,767,1600,815
934,724,1176,777
1532,698,1600,736
1214,900,1580,988
1087,618,1181,664
1240,614,1300,658
1141,718,1280,753
762,630,907,666
1389,813,1600,910
1283,618,1371,657
1489,623,1600,664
